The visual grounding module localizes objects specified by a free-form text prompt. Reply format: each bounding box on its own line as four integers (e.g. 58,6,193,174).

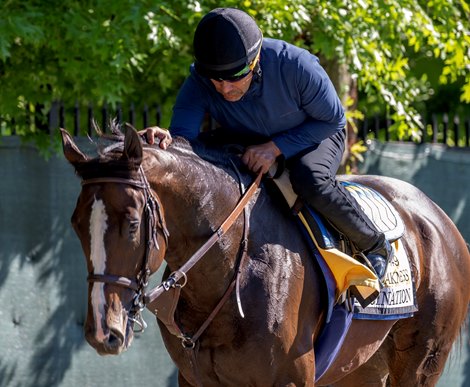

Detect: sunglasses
212,48,261,83
213,65,252,83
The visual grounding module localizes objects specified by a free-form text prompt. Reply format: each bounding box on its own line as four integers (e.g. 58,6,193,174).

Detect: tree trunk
319,55,359,173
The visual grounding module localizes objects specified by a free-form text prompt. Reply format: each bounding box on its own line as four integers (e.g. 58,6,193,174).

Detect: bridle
81,163,262,387
82,166,169,331
81,164,262,335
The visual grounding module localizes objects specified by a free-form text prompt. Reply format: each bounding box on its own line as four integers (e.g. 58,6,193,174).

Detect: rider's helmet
193,8,262,80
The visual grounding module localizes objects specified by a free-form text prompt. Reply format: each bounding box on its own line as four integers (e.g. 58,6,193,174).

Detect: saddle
270,169,405,306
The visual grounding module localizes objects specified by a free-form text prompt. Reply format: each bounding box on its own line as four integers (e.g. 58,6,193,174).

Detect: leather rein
82,165,262,339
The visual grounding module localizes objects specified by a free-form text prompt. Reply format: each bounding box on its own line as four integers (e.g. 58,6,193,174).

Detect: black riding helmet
193,8,262,80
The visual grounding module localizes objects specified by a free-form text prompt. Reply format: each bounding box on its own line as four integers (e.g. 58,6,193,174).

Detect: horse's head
61,127,168,355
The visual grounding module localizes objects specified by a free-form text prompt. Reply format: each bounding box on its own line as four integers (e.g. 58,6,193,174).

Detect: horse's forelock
73,146,141,181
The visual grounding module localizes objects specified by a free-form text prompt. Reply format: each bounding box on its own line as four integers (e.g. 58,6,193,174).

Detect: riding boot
299,179,393,280
287,128,393,280
363,235,394,280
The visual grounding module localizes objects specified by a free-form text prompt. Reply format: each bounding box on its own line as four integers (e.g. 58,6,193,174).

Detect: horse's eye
127,219,142,245
129,219,140,234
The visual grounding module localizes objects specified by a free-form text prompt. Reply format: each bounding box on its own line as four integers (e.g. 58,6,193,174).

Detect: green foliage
304,0,470,138
1,0,469,147
0,0,192,133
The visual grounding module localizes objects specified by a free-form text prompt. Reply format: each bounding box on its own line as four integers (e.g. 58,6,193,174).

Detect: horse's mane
71,121,249,184
171,137,246,171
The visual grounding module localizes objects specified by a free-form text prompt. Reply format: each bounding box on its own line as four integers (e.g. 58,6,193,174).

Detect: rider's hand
139,126,172,149
241,141,282,174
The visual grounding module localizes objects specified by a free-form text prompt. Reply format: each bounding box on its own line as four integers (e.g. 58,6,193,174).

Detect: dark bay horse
61,126,470,386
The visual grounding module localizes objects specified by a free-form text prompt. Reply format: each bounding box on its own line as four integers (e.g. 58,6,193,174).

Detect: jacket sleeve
169,74,207,139
272,52,346,159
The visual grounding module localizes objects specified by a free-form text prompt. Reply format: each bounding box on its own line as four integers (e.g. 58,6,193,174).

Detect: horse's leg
384,235,470,386
385,308,463,386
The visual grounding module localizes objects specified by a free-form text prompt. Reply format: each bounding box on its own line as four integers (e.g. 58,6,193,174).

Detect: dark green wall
360,141,470,243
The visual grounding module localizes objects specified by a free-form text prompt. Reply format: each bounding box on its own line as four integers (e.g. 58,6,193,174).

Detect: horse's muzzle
84,312,133,355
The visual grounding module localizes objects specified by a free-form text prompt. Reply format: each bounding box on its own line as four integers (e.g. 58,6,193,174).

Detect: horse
61,125,470,386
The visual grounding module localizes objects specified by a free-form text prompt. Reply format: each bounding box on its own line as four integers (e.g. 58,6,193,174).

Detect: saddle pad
341,181,405,242
353,238,418,319
298,206,380,302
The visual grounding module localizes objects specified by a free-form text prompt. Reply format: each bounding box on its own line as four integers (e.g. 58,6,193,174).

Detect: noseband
82,166,169,331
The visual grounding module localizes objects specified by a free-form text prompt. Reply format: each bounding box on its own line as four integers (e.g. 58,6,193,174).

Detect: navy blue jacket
170,38,346,159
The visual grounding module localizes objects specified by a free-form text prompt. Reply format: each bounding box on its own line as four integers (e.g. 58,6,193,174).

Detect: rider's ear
122,124,143,164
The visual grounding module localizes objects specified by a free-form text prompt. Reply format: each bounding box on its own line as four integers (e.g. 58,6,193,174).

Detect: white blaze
89,198,108,341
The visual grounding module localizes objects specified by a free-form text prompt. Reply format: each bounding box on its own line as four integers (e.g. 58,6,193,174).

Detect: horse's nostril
108,328,124,348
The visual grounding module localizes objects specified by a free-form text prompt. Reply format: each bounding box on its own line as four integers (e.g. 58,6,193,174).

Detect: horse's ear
60,128,88,164
122,125,143,164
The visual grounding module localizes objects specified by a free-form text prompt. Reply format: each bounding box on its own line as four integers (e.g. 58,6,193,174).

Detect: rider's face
210,72,253,102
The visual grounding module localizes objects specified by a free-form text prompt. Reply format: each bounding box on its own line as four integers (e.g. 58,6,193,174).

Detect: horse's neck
144,149,244,293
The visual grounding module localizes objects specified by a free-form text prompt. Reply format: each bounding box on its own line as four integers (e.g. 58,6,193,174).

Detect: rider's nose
220,81,234,93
